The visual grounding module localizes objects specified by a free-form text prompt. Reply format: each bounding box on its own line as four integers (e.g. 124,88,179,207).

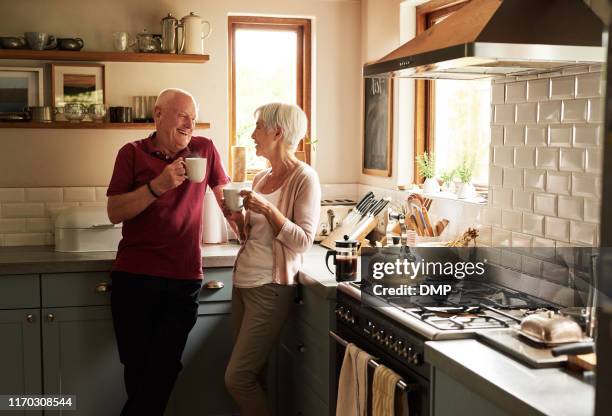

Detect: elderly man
106,88,233,416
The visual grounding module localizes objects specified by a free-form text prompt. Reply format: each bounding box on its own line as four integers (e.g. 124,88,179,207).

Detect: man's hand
150,158,186,195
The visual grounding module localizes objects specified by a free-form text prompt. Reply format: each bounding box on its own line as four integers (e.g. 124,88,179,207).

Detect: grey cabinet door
166,302,237,416
41,306,125,416
0,309,42,416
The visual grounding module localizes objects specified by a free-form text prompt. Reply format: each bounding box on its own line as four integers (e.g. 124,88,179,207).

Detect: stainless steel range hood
364,0,606,80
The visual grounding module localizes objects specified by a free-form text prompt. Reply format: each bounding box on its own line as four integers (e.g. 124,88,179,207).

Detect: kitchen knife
340,192,374,226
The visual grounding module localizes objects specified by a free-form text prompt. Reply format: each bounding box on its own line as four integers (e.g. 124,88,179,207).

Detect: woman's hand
240,190,271,216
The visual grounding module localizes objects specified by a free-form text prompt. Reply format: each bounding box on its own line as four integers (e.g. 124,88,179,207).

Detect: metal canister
160,13,179,53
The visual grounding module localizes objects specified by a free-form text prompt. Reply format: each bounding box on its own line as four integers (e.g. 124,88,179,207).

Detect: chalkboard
363,78,393,176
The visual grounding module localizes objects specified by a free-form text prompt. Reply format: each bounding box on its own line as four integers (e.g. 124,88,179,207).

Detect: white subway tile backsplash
514,147,535,168
3,233,52,246
545,217,570,242
527,79,549,102
494,104,515,124
561,99,588,123
546,171,571,195
491,227,512,247
559,148,585,172
484,207,502,226
532,237,556,261
502,210,523,231
503,168,523,189
476,225,492,246
516,103,538,124
0,219,26,233
576,72,603,98
548,125,572,146
534,193,557,216
95,187,108,202
513,190,533,212
542,261,569,285
491,188,513,208
493,147,514,167
525,125,547,146
573,124,601,147
536,148,559,169
504,125,525,145
26,218,52,233
2,203,45,218
570,221,597,246
538,101,561,124
522,256,542,277
512,232,533,252
525,169,546,191
585,148,602,174
501,249,523,270
489,166,503,187
491,83,505,104
523,213,544,236
64,187,96,202
491,125,504,145
25,188,63,202
506,82,526,103
588,98,603,123
572,173,599,198
0,188,25,202
583,199,600,223
557,196,583,220
550,76,575,99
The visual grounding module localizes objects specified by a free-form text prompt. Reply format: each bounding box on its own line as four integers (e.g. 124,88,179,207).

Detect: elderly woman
224,103,321,416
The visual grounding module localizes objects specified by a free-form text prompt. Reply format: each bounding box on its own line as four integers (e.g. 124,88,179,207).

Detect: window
415,1,491,186
228,16,311,177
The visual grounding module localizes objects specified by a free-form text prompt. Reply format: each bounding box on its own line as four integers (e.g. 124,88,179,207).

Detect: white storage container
54,206,122,252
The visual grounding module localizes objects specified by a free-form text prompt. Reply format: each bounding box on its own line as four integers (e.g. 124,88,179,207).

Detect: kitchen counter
0,244,339,298
425,339,594,416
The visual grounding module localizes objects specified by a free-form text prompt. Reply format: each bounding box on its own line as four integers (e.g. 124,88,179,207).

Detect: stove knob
377,329,385,342
410,352,422,366
386,334,394,348
335,306,345,317
369,324,376,337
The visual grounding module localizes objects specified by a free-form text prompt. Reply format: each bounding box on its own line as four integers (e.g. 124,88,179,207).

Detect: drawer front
199,268,233,303
279,315,330,402
0,275,40,309
42,272,111,308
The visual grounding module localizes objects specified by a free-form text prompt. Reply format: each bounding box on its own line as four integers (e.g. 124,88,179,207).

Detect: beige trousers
224,284,295,416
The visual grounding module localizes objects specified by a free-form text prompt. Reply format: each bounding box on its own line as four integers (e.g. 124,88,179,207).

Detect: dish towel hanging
336,343,373,416
372,364,409,416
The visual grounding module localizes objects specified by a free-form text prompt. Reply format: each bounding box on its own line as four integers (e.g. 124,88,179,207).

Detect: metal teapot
180,12,211,55
160,13,182,54
136,29,161,53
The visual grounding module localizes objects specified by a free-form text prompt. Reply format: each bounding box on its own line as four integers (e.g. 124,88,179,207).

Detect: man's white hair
254,103,308,150
155,88,199,117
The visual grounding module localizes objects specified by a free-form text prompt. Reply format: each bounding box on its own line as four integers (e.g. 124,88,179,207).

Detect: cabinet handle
95,282,111,293
26,314,34,323
203,280,224,289
297,344,305,353
47,313,55,322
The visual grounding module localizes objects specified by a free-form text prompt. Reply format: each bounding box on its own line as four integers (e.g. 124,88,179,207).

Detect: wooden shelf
0,121,211,129
0,49,209,63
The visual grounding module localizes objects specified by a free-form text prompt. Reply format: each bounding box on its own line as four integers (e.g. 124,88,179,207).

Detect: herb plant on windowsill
440,169,456,193
415,152,439,193
456,159,476,199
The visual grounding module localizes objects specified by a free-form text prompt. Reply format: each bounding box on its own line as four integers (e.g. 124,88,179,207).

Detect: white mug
185,157,207,182
223,184,248,212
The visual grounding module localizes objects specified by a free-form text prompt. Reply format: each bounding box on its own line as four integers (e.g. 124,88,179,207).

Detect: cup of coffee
223,183,248,212
185,157,207,183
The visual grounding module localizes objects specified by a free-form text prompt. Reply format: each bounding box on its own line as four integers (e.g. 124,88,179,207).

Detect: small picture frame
51,63,105,108
362,77,393,177
0,67,43,112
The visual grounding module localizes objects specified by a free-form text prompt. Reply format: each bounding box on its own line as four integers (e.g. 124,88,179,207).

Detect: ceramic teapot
180,12,211,55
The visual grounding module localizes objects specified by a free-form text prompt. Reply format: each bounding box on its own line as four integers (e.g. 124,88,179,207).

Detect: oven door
330,324,429,416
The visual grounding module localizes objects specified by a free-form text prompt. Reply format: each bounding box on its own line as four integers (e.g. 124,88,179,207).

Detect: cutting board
568,353,596,371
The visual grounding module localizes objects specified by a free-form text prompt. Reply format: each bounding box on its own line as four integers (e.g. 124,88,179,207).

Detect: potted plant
456,158,477,199
415,152,439,193
440,169,456,193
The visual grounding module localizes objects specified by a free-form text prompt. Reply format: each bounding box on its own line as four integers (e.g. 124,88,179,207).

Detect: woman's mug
325,236,360,282
223,183,249,212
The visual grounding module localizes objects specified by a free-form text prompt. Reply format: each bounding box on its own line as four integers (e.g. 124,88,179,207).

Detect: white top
233,186,282,288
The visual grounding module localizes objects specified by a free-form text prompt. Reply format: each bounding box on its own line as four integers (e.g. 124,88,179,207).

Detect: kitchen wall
0,0,362,245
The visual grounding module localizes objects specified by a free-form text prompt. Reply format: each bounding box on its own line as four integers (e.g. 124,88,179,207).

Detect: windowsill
402,188,488,205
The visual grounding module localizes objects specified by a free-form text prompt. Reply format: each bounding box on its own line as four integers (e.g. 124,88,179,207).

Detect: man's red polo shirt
107,134,230,279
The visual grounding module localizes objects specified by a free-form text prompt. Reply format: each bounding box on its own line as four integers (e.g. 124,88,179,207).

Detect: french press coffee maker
325,235,360,282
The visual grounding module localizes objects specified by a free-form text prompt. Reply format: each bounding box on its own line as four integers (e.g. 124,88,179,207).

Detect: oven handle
329,330,419,393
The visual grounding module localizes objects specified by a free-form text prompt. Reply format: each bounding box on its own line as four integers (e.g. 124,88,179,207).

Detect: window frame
228,16,312,178
414,0,471,183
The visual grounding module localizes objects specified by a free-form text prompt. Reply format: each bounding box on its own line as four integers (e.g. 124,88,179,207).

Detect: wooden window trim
228,16,312,179
414,0,470,183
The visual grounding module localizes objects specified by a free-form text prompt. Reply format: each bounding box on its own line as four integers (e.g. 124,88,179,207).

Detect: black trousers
111,271,201,416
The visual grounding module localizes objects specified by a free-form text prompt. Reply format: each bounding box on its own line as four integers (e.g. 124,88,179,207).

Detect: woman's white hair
155,88,199,117
254,103,307,150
